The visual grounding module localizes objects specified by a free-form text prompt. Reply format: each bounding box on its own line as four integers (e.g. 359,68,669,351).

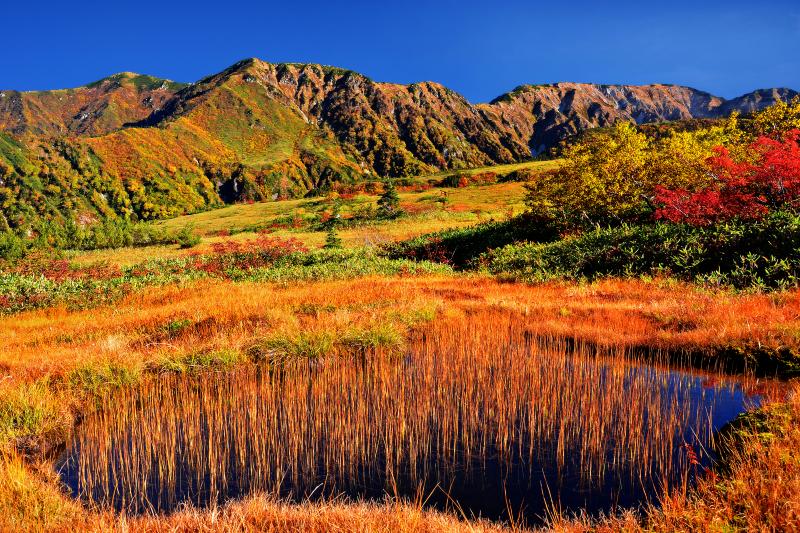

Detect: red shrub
655,130,800,225
211,241,243,255
250,234,308,258
198,235,309,276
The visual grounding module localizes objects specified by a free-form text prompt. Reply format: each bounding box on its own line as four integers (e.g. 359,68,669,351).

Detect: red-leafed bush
655,130,800,225
198,235,309,275
9,252,122,281
251,234,308,259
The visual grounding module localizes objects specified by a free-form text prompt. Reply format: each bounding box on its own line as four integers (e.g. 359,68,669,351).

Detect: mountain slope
0,73,186,136
481,83,731,154
714,87,799,116
0,58,797,227
138,59,531,176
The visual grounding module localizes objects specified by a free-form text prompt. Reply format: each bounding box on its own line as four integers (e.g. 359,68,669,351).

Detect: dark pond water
57,342,775,525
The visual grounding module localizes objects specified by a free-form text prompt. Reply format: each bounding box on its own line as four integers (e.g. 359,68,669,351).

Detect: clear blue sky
3,0,799,102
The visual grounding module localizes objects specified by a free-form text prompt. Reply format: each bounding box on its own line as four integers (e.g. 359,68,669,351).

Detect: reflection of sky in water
420,367,760,522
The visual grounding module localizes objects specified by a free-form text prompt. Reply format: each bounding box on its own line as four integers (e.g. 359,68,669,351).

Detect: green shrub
482,211,800,290
377,180,401,218
175,226,201,249
323,226,343,249
0,232,30,262
384,214,559,267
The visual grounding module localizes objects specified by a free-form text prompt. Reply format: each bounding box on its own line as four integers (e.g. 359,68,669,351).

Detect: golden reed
66,314,773,514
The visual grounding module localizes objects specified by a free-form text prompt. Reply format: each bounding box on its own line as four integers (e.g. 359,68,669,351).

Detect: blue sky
3,0,799,102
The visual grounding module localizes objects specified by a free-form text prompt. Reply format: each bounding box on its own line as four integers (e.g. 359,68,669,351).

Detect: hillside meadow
67,166,548,267
3,100,800,531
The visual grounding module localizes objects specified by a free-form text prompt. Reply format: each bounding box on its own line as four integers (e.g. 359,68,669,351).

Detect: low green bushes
0,232,29,263
482,212,800,290
0,219,200,263
384,214,558,267
32,219,178,251
0,248,452,315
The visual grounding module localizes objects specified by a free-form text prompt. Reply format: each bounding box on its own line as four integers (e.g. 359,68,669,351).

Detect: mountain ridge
0,58,797,228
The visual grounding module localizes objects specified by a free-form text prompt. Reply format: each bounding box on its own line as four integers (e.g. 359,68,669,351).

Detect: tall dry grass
650,381,800,532
65,312,778,522
100,496,530,533
0,275,797,532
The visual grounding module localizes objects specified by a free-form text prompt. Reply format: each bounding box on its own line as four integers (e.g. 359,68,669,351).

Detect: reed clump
64,313,777,522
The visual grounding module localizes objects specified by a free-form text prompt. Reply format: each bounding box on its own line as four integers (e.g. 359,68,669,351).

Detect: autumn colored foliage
523,99,800,228
524,120,742,226
656,130,800,225
193,234,309,275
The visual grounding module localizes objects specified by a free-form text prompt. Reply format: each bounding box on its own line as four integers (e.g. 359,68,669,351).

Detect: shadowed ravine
57,323,781,525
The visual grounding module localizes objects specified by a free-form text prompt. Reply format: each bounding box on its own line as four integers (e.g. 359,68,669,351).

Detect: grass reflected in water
59,317,777,524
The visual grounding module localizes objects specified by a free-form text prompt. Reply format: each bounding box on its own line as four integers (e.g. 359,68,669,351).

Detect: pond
57,323,779,525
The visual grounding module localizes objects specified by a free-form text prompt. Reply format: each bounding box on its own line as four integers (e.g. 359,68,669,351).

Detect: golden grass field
5,275,800,380
1,274,799,531
2,163,799,532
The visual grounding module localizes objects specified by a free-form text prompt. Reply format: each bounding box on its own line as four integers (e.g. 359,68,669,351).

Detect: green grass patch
154,349,248,373
0,381,66,451
384,214,558,267
249,331,336,362
67,363,143,401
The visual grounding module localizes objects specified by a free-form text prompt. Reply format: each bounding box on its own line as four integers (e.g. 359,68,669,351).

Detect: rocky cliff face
482,83,732,154
0,58,796,225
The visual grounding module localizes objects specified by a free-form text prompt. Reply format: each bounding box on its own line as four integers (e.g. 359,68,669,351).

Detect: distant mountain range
0,58,796,226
